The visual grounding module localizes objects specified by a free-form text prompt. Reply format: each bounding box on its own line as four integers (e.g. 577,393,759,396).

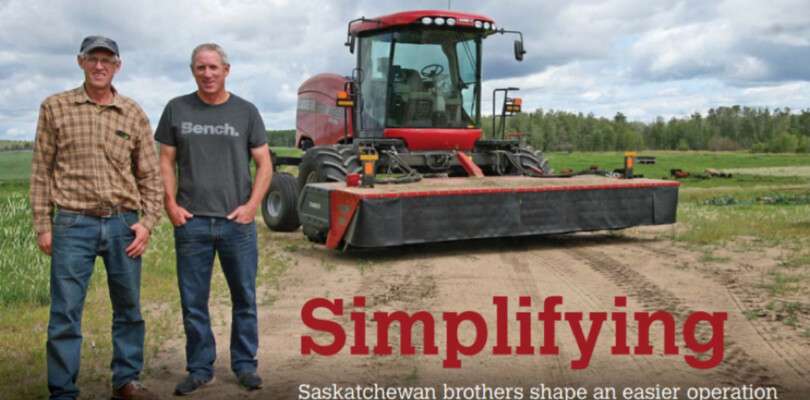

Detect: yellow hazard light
504,97,522,113
505,97,522,113
336,91,354,107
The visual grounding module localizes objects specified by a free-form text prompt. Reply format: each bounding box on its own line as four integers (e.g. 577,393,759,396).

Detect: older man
31,36,162,400
155,43,271,395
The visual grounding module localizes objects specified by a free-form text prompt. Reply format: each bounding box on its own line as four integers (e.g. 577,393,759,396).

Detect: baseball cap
80,36,119,56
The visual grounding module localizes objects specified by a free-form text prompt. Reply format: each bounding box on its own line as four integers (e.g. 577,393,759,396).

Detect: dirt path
144,229,810,399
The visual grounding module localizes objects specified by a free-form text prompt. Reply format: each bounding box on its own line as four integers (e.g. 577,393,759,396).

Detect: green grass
270,146,303,158
0,190,50,305
0,151,32,182
548,151,810,188
674,195,810,245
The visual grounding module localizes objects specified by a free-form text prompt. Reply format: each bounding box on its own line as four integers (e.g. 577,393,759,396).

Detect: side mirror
514,40,526,61
345,35,356,54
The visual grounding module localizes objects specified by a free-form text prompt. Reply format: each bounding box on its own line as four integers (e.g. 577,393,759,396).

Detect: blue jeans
47,210,144,400
174,217,259,379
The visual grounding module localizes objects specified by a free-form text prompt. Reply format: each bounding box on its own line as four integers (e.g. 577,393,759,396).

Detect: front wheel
261,172,301,232
297,145,360,188
516,146,551,176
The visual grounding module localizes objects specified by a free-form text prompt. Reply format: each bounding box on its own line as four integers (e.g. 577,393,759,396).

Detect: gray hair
190,43,229,68
78,53,120,64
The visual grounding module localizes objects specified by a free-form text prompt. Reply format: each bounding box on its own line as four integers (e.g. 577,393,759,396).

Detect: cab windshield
358,29,481,131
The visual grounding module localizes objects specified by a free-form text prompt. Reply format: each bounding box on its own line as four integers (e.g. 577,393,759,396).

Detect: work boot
173,374,215,396
237,371,263,391
111,380,160,400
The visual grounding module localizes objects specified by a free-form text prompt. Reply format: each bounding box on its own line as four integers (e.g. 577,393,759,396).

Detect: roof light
421,17,433,25
434,17,445,26
491,24,496,31
483,22,491,30
474,20,483,29
447,18,456,26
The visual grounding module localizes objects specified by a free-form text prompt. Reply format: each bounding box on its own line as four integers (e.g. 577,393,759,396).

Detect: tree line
10,107,810,153
0,140,33,151
483,106,810,153
266,129,296,147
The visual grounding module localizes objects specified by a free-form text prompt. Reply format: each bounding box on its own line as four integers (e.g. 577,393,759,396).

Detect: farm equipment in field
261,10,679,249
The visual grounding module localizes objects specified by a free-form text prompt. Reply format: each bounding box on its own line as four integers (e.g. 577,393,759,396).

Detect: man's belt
58,205,135,218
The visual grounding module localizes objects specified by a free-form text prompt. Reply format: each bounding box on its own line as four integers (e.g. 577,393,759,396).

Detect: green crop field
0,151,32,182
1,149,810,398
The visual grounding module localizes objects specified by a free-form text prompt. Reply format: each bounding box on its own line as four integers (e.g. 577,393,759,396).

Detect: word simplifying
300,295,727,369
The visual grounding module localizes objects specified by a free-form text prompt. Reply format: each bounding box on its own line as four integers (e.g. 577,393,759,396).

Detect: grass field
548,150,810,188
0,151,32,182
1,149,809,397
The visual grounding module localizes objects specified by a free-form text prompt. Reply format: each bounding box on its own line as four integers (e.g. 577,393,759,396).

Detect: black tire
297,145,361,188
296,146,360,244
516,145,551,175
261,172,301,232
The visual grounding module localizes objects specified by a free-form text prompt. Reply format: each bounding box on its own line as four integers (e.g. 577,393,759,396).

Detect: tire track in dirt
497,249,569,385
636,242,810,380
539,253,681,383
570,246,778,388
497,242,697,387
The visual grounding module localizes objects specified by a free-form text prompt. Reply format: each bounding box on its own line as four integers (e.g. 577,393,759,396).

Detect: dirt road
145,227,810,399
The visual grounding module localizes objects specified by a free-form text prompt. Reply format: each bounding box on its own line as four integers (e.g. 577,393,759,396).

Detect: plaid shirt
30,86,163,234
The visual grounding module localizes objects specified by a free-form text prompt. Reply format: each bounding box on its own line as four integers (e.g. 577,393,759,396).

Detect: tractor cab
347,10,524,151
358,28,479,131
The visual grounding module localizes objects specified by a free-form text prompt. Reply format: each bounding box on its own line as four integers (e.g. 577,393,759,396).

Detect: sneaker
112,380,160,400
173,374,214,396
236,372,263,391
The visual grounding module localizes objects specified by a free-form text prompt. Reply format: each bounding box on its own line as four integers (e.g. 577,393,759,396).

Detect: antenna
447,0,452,9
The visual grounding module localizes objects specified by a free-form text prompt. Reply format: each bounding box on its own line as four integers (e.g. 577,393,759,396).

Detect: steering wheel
420,64,444,78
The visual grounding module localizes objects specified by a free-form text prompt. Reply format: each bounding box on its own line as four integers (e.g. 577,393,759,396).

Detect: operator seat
398,68,433,127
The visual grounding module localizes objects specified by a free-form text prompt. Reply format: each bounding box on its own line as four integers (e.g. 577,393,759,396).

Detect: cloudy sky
2,0,809,140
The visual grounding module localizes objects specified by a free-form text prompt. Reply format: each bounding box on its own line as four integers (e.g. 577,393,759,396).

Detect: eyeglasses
83,56,118,67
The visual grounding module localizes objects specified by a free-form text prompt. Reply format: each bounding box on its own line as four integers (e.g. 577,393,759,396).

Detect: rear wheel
261,172,300,231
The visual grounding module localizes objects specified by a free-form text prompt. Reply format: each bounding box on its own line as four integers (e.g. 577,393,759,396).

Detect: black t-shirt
155,92,267,217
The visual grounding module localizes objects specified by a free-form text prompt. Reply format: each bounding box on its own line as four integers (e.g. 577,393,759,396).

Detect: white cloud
740,81,810,105
631,22,736,78
1,0,809,140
